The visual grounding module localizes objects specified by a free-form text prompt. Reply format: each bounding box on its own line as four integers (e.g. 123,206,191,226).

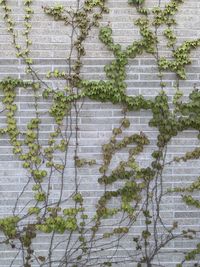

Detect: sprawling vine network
0,0,200,266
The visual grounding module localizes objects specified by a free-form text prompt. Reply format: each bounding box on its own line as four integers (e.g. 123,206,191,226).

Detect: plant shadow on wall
0,0,200,266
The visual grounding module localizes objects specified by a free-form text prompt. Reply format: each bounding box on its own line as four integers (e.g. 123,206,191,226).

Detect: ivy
0,0,200,266
0,216,19,239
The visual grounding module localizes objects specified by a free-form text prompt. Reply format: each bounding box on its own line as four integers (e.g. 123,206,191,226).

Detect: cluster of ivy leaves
0,0,200,266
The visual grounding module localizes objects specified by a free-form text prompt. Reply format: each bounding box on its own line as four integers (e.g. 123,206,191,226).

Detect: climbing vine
0,0,200,266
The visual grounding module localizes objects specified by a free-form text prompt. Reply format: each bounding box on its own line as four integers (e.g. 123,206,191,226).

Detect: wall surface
0,0,200,266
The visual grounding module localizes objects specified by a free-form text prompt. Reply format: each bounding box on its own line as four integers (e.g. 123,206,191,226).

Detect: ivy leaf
38,256,46,262
128,0,145,5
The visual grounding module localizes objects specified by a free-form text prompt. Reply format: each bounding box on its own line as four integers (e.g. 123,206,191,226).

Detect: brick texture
0,0,200,266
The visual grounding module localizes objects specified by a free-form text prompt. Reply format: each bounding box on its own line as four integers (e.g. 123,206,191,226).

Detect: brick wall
0,0,200,266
